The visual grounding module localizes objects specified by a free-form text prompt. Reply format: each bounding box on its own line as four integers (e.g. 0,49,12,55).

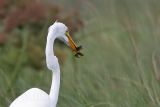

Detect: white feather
10,21,68,107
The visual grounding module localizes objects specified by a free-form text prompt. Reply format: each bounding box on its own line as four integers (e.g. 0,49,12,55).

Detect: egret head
48,21,83,58
48,22,67,38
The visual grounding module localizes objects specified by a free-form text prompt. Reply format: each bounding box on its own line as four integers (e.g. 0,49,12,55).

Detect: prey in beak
65,31,83,58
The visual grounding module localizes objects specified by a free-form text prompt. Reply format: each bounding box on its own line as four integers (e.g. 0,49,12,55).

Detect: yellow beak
66,31,83,58
66,31,78,52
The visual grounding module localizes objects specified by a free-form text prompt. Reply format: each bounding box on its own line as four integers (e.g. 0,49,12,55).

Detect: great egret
10,21,83,107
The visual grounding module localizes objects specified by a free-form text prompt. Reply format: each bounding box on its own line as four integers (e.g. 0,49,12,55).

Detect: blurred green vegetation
1,0,160,107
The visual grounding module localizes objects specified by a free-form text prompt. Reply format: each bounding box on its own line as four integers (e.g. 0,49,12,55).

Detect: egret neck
46,30,60,107
50,68,60,107
46,31,56,56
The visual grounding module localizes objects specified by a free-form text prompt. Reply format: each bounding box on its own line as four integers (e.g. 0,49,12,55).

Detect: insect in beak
65,31,83,58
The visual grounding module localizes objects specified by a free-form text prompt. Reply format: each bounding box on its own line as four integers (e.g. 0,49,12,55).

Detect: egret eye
65,30,69,36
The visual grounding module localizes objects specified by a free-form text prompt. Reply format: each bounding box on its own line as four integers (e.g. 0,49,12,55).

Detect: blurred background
1,0,160,106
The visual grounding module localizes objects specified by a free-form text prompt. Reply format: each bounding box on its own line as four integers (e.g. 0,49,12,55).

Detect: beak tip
76,45,83,51
66,32,83,58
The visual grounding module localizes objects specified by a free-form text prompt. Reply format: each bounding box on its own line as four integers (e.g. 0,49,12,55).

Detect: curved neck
46,31,56,56
46,31,60,107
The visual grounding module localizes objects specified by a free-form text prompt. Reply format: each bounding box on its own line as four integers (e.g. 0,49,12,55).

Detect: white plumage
10,21,79,107
10,88,51,107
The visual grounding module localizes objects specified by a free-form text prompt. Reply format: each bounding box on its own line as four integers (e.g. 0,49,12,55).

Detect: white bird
10,21,83,107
